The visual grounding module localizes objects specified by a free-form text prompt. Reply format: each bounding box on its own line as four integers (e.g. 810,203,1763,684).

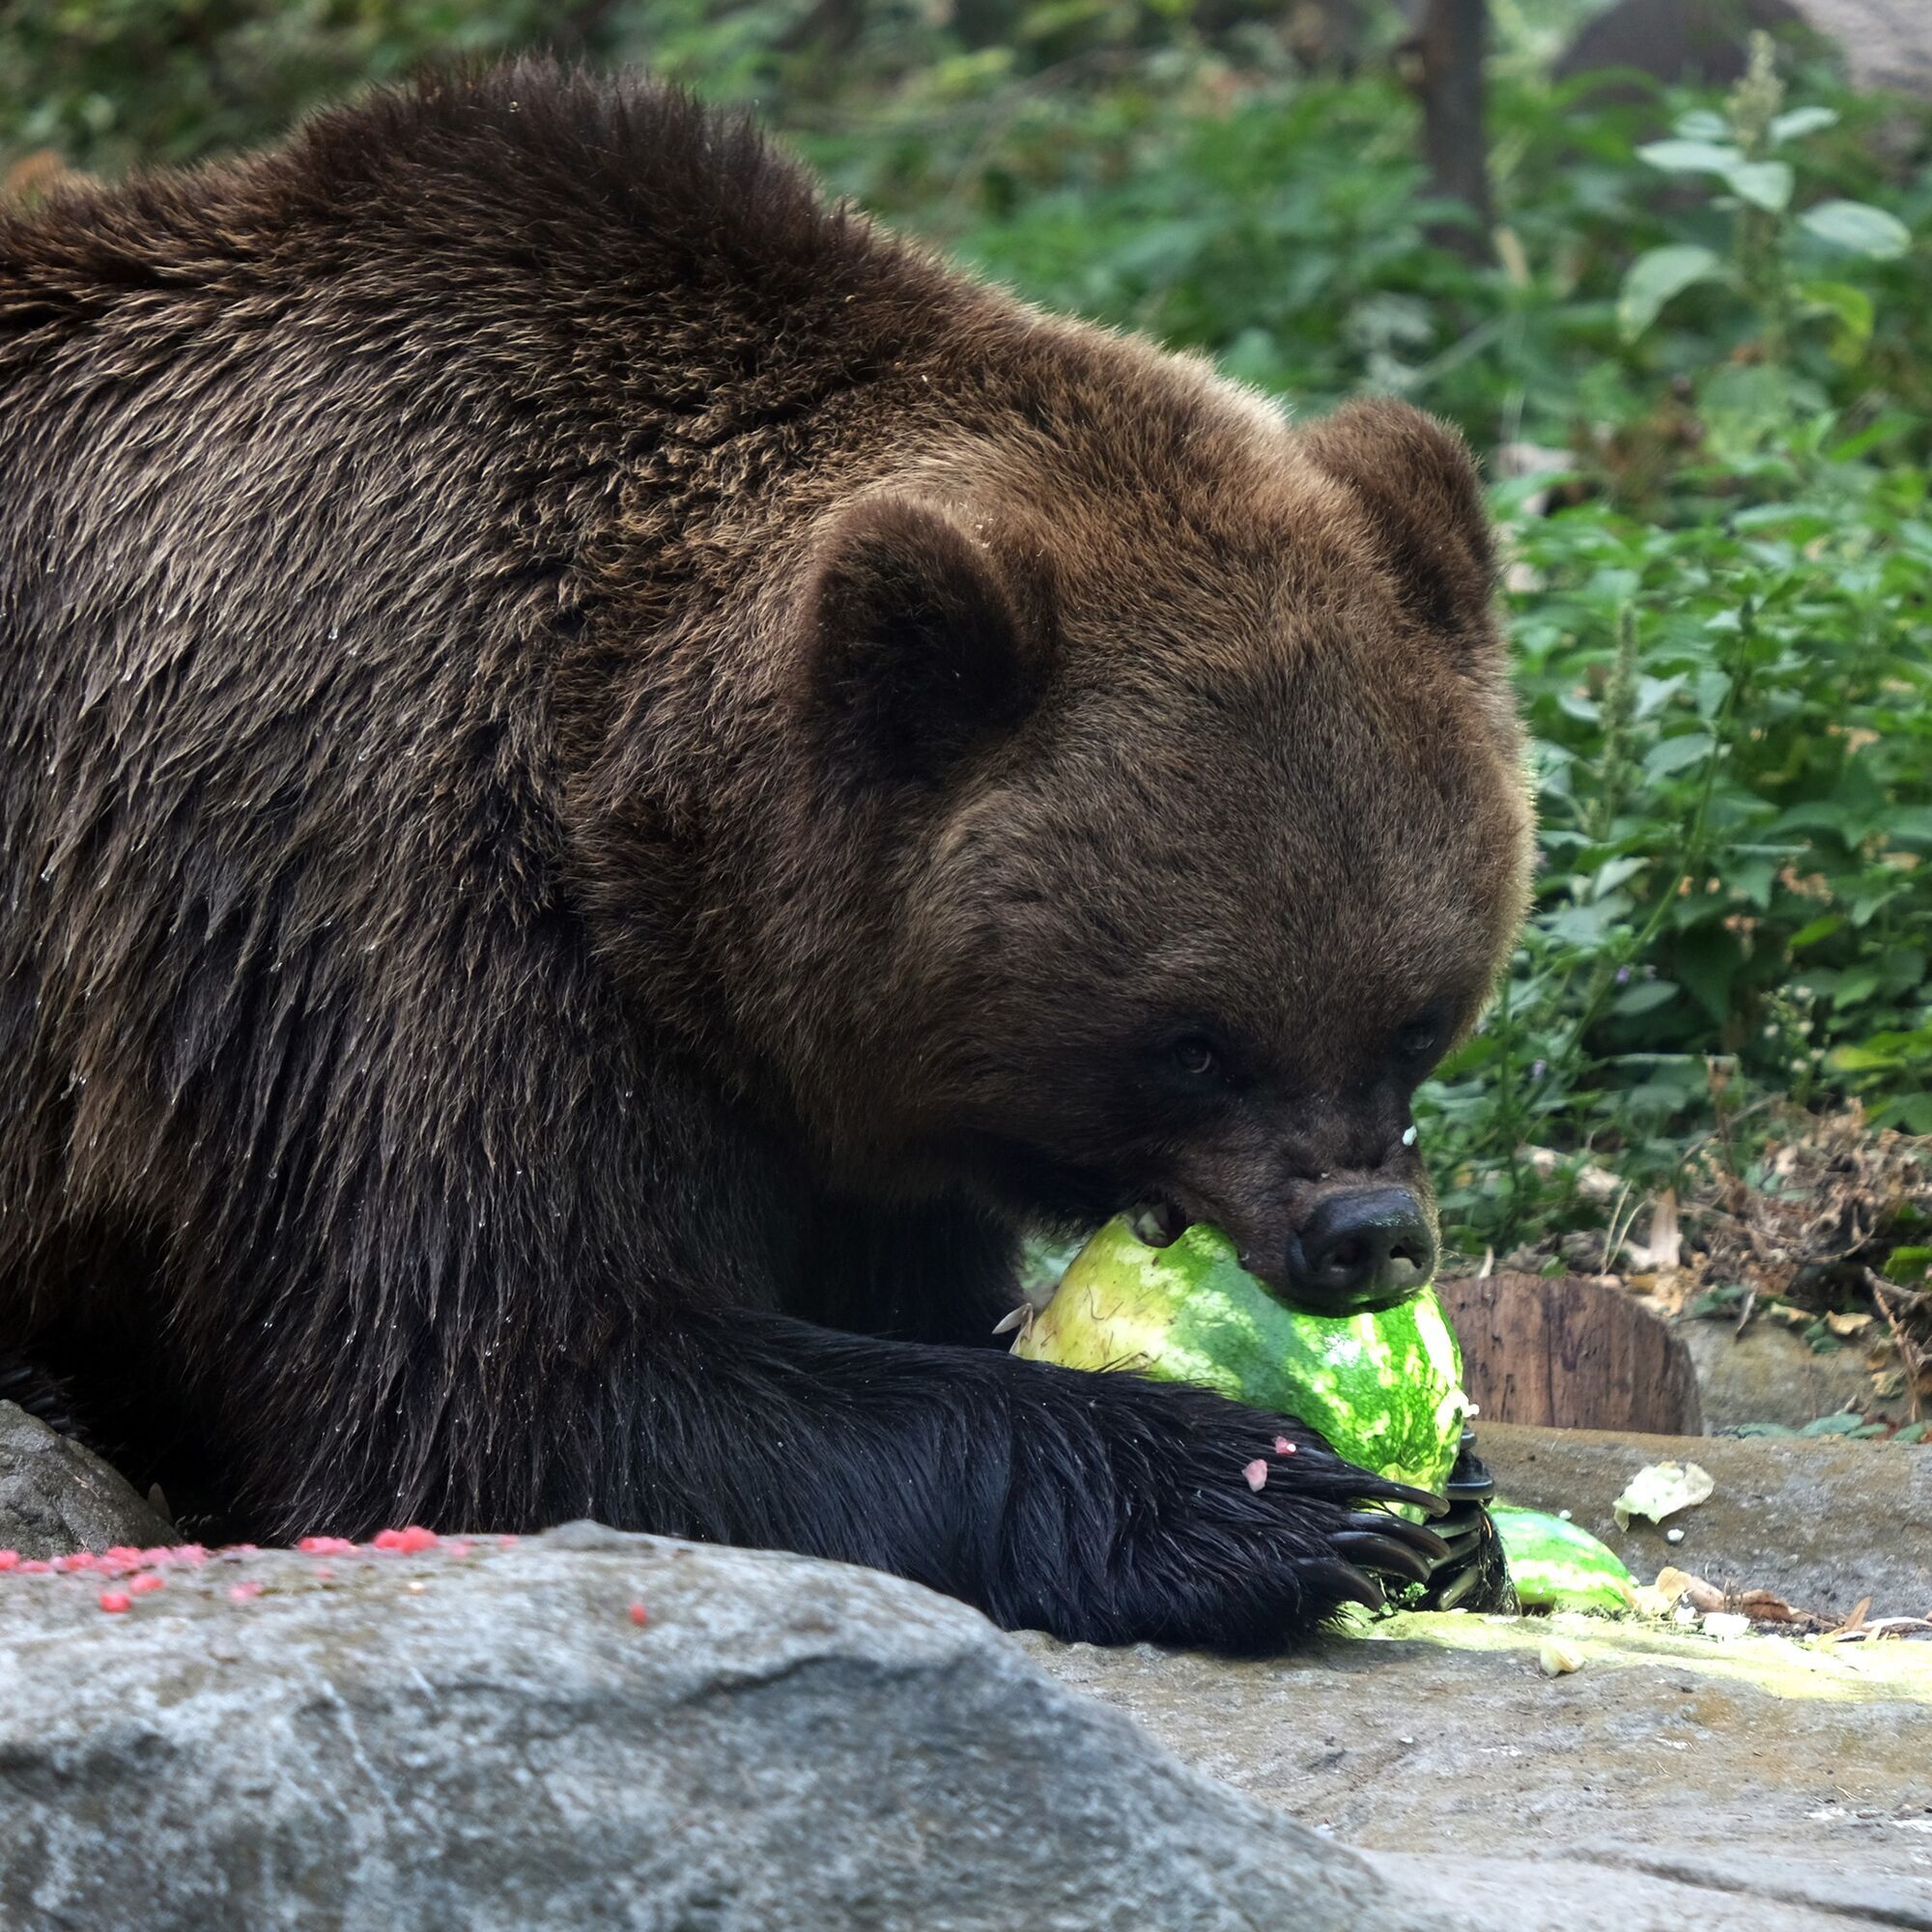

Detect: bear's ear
1297,399,1499,656
792,496,1048,786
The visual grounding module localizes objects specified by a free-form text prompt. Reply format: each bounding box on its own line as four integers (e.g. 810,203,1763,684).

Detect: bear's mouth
1127,1200,1190,1249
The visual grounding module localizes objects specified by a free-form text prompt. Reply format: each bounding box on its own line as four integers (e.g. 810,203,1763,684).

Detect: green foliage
5,3,1929,1259
1618,42,1911,355
1418,54,1932,1252
0,1,566,168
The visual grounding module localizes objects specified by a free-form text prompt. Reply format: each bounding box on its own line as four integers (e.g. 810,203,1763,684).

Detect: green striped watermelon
1491,1504,1635,1612
1012,1215,1468,1497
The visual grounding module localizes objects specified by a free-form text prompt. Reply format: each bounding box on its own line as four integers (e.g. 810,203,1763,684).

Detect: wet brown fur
0,63,1529,1648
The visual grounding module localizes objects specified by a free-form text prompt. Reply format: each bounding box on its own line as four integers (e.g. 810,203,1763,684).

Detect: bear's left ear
1297,399,1499,657
792,495,1049,786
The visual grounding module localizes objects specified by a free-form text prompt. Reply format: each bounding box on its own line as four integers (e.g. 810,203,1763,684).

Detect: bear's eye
1169,1036,1221,1080
1397,1024,1437,1063
1395,1009,1451,1068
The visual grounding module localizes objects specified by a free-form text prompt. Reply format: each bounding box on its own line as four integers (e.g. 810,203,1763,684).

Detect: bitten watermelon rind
1012,1216,1468,1497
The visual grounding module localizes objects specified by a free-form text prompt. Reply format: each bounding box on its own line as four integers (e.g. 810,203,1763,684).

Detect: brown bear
0,64,1529,1651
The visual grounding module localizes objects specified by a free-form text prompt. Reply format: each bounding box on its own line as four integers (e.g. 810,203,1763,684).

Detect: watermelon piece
1491,1504,1635,1613
1012,1216,1468,1498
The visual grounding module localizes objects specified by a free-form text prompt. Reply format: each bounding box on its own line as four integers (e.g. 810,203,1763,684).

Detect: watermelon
1491,1505,1635,1613
1012,1215,1468,1498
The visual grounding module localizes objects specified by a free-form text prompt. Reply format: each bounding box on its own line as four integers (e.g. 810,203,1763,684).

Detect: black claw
1389,1481,1451,1520
1343,1474,1450,1519
1310,1560,1386,1612
1431,1508,1486,1563
1296,1465,1451,1520
1345,1511,1451,1565
1431,1560,1483,1612
1334,1530,1436,1588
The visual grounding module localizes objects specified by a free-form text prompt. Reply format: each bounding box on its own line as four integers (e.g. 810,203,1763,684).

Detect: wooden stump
1436,1273,1703,1436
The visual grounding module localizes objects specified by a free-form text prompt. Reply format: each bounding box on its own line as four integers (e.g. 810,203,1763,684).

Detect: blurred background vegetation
4,0,1929,1278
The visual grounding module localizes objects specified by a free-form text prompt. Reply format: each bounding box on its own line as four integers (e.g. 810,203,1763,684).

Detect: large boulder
0,1521,1469,1932
0,1400,175,1560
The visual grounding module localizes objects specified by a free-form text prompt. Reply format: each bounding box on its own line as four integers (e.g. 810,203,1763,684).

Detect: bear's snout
1278,1184,1435,1316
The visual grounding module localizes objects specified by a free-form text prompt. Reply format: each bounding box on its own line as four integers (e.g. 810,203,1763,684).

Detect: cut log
1437,1272,1703,1435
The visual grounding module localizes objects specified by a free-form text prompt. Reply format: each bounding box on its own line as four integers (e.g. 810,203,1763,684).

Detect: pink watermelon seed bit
298,1536,360,1557
128,1573,165,1595
629,1601,649,1628
372,1525,440,1554
98,1591,131,1613
228,1580,264,1603
1274,1436,1297,1456
1242,1459,1268,1492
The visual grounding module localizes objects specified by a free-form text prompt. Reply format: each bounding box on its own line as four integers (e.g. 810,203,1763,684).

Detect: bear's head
762,390,1531,1313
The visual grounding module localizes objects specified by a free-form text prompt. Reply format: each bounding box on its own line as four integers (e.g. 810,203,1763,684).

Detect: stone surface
1026,1607,1932,1930
1791,0,1932,94
1678,1314,1895,1431
1555,0,1932,98
0,1522,1473,1932
0,1400,175,1560
1480,1419,1932,1619
7,1420,1929,1930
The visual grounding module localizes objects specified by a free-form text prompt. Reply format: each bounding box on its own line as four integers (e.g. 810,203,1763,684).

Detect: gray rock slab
0,1400,175,1560
1372,1852,1930,1932
1025,1606,1932,1928
0,1522,1474,1932
1479,1419,1932,1619
1800,0,1932,96
1677,1315,1897,1431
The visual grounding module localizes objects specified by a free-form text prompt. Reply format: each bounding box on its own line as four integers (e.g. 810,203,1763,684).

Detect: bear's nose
1281,1186,1435,1315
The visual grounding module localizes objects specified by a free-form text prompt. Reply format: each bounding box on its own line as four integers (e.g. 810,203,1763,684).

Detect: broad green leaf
1799,199,1913,260
1642,730,1716,778
1874,1095,1932,1134
1672,924,1746,1025
1797,279,1874,349
1545,894,1632,946
1832,966,1882,1006
1673,110,1731,141
1769,106,1837,144
1593,855,1649,895
1635,139,1742,175
1611,979,1678,1017
1767,801,1856,837
1786,914,1844,952
1832,1029,1932,1071
1618,244,1724,341
1724,160,1793,213
1885,806,1932,845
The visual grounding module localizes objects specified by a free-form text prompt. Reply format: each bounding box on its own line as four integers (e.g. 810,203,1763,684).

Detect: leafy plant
1617,35,1911,361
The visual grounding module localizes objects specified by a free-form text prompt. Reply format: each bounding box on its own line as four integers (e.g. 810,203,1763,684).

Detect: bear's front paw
1258,1423,1452,1612
1136,1425,1451,1646
998,1389,1453,1651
